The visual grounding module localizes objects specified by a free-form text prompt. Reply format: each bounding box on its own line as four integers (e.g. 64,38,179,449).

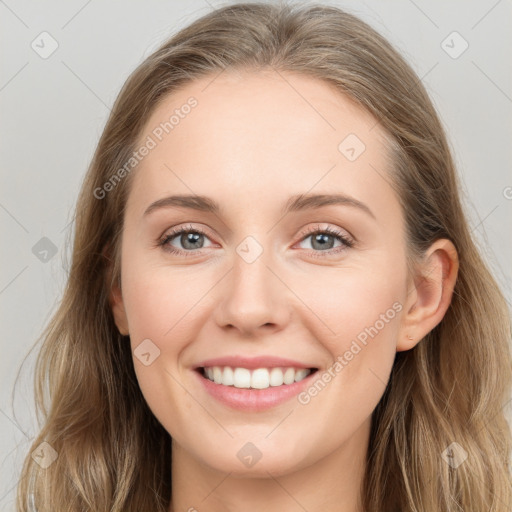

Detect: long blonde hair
16,2,512,510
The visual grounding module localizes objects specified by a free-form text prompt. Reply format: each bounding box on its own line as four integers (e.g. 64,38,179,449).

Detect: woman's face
111,69,415,476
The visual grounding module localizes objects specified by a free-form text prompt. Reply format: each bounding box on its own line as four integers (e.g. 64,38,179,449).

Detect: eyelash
156,223,354,258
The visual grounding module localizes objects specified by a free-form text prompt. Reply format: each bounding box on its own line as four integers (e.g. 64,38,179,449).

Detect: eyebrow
143,193,375,219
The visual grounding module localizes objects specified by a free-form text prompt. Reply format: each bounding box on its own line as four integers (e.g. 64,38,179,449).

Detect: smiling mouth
197,366,318,390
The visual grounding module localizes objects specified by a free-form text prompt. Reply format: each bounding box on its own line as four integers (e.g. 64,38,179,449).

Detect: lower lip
195,369,317,412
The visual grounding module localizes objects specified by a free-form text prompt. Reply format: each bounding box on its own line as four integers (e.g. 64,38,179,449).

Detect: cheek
291,262,404,415
121,267,202,436
121,261,205,344
291,270,402,434
295,264,404,351
120,259,217,403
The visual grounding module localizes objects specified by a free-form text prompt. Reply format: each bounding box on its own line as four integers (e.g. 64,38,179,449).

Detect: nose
212,244,291,337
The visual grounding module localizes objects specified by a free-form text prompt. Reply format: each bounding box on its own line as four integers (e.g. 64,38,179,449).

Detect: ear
103,243,130,336
397,238,459,352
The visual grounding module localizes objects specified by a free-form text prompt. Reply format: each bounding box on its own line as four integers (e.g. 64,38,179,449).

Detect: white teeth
294,368,310,382
213,366,223,384
203,366,313,389
233,368,251,388
269,367,284,386
251,368,269,389
223,366,234,386
283,367,295,385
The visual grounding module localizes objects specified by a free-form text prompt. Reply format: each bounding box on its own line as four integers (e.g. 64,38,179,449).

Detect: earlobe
110,284,130,336
397,239,459,352
103,243,130,336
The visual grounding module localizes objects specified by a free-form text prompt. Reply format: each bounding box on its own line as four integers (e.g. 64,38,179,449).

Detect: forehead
128,69,395,218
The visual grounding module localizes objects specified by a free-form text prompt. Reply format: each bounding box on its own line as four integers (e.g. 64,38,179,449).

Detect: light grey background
1,0,511,509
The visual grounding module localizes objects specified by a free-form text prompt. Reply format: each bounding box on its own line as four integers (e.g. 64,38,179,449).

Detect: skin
109,69,458,512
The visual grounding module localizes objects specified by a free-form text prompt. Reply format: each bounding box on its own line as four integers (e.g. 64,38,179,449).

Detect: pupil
182,232,203,249
312,233,334,250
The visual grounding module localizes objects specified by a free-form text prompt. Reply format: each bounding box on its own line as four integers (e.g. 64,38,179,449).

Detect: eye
156,223,354,259
157,224,215,256
296,224,354,257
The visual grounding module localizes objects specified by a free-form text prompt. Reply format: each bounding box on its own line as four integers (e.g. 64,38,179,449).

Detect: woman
17,2,512,511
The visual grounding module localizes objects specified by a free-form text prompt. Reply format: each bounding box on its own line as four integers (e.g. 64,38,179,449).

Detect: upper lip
194,355,317,370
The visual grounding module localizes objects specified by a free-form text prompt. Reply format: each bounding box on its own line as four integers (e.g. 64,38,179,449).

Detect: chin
196,444,307,478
